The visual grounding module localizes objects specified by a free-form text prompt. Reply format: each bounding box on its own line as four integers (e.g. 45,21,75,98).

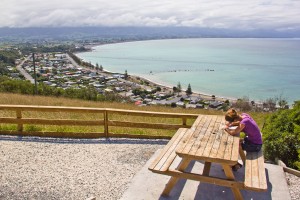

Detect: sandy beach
129,74,237,103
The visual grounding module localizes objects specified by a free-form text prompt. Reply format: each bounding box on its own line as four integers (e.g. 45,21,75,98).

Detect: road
16,56,35,84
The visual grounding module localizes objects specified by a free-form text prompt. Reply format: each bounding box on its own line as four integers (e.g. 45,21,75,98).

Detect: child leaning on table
224,108,263,171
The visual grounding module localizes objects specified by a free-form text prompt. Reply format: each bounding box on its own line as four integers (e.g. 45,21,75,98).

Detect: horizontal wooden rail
0,105,106,113
107,109,199,118
108,120,190,130
0,118,104,126
0,104,200,139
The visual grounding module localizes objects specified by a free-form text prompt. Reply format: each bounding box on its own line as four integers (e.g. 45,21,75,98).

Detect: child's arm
225,123,245,136
225,120,240,128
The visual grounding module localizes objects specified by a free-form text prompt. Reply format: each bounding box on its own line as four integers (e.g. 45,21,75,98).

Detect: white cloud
0,0,299,32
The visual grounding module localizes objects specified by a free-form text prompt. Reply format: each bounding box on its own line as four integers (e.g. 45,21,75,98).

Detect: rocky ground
285,172,300,200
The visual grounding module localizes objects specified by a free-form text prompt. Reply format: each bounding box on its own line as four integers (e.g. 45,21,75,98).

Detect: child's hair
225,108,239,122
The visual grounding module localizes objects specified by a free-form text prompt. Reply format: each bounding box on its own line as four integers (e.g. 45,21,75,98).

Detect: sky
1,0,300,32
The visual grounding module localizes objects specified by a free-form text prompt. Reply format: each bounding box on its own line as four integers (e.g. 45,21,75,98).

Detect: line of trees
172,82,193,96
0,49,20,75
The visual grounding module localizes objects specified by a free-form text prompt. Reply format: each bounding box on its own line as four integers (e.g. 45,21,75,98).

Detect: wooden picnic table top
176,114,241,165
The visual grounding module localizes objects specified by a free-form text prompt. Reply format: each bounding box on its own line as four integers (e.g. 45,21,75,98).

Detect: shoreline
129,73,238,103
77,41,269,104
76,43,239,103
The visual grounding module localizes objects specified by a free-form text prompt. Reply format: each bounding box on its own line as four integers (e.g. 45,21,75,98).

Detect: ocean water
76,38,300,104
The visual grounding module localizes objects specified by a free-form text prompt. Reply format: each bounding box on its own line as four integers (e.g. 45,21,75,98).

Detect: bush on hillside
0,77,126,102
262,101,300,170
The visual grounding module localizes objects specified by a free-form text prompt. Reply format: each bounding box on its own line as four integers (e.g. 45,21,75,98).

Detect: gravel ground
285,172,300,200
0,135,299,200
0,136,167,200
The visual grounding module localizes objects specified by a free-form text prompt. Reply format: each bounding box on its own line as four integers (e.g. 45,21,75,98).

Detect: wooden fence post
182,117,187,126
16,110,23,132
104,110,108,137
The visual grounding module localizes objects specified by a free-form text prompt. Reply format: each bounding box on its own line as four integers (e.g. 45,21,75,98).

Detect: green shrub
262,101,300,170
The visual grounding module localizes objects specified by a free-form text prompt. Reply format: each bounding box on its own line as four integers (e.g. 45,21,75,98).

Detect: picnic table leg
222,164,243,200
203,162,211,176
162,158,191,196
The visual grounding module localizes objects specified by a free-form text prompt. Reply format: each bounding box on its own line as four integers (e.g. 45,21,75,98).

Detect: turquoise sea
76,38,300,104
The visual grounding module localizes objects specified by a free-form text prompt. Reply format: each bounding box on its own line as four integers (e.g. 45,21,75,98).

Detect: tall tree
186,83,192,96
124,70,128,80
177,82,182,95
172,86,177,94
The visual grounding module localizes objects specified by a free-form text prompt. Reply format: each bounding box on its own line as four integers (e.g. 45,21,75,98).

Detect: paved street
16,56,35,84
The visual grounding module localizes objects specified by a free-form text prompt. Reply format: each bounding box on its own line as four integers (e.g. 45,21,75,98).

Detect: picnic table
149,114,267,200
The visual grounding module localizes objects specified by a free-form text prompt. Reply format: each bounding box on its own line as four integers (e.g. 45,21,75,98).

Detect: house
176,101,185,107
196,104,205,109
186,104,197,109
93,83,105,88
104,88,113,93
209,101,224,109
114,87,125,92
10,73,20,78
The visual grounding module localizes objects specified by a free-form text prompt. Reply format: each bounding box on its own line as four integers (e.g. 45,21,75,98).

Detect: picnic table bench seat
148,128,190,173
244,150,267,191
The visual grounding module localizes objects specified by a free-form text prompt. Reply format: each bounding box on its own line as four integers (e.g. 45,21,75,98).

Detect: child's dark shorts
241,137,262,152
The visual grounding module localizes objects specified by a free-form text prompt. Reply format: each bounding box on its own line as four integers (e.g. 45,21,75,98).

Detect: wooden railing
0,105,199,139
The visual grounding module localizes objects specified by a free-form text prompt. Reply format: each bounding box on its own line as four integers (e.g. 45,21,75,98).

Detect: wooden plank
222,164,243,199
108,120,190,130
194,115,218,157
156,169,245,190
201,116,223,158
283,167,300,177
0,118,104,126
160,129,191,171
191,115,205,128
162,158,191,196
257,151,267,190
215,128,229,160
209,117,226,158
107,109,199,118
175,126,196,155
203,162,212,176
244,152,253,188
0,105,199,118
230,135,241,162
0,106,199,118
0,131,104,138
148,128,188,171
0,105,106,113
251,152,260,188
186,117,210,156
16,110,23,131
223,132,234,161
244,151,267,191
108,133,171,140
148,128,183,170
179,115,210,155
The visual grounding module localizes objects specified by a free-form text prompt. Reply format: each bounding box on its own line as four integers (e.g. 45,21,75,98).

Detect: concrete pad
121,150,291,200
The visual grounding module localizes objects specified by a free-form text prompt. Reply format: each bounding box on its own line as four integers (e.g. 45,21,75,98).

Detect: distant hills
0,26,299,42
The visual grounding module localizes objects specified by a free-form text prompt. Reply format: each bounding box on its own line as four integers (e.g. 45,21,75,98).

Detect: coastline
75,38,300,106
76,41,241,104
129,73,237,103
